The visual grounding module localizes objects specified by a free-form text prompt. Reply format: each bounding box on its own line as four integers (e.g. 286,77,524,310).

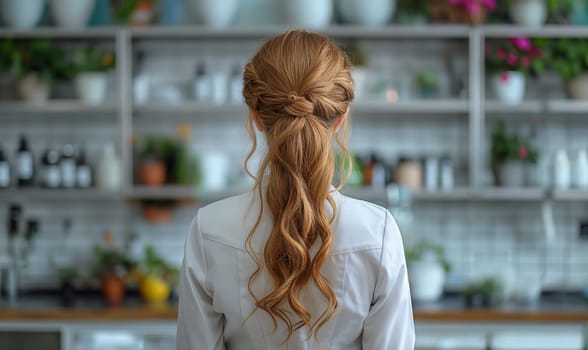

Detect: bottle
76,148,93,189
394,157,423,191
574,148,588,189
60,144,77,189
0,146,10,188
16,136,34,187
193,63,211,102
553,148,571,190
41,148,61,189
440,156,455,191
211,68,229,105
424,156,439,191
97,144,121,190
229,64,243,104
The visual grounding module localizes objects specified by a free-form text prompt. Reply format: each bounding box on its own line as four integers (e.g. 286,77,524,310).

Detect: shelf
134,103,247,117
342,187,474,202
0,101,118,116
0,189,123,201
0,27,119,39
485,100,588,115
552,189,588,201
129,186,246,202
473,187,546,201
482,25,588,38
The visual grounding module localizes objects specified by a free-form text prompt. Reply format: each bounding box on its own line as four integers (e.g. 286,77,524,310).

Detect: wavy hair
242,30,355,342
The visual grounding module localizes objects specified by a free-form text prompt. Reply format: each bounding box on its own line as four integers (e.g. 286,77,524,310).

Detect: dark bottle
16,136,34,187
76,148,93,188
41,148,61,189
61,144,76,189
0,146,10,188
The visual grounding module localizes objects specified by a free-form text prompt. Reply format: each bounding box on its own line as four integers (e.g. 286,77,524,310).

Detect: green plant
397,0,429,17
139,136,177,162
416,70,438,90
58,267,80,283
90,245,134,279
490,120,538,166
141,245,179,285
73,47,115,74
113,0,140,23
486,38,546,76
551,38,588,81
0,39,15,72
10,40,74,83
344,45,368,67
547,0,574,24
463,278,501,298
405,239,451,273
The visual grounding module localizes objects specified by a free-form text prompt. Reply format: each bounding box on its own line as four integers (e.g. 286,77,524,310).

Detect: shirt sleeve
177,210,226,350
362,210,415,350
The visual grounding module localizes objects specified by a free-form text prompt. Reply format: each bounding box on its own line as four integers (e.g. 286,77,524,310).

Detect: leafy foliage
5,40,73,82
405,239,451,273
91,245,134,279
463,278,501,297
73,47,115,74
397,0,429,16
490,120,538,165
141,246,179,285
550,38,588,81
486,38,545,76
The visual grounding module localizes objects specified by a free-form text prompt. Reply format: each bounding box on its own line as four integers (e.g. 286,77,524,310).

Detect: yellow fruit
139,276,170,304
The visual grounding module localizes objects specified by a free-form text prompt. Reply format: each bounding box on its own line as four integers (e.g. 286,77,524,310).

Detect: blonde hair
242,30,355,342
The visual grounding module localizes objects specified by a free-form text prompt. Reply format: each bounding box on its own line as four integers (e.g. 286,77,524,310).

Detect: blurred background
1,0,588,349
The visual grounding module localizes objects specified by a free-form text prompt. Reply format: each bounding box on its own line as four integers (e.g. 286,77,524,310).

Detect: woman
177,30,414,350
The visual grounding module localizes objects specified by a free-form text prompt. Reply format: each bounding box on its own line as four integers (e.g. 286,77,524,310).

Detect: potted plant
10,40,73,104
345,45,370,101
509,0,547,26
73,47,115,105
396,0,429,24
490,120,538,187
405,239,451,303
50,0,96,28
189,0,239,28
284,0,333,29
90,232,133,306
486,37,545,104
58,267,79,307
415,70,439,99
138,246,179,304
463,278,501,308
336,0,396,27
141,199,178,223
137,136,175,187
429,0,496,24
0,0,45,29
551,39,588,100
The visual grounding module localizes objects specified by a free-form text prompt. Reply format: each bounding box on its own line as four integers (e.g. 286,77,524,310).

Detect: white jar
211,71,229,105
573,148,588,189
440,156,454,191
0,0,45,29
553,148,571,190
424,157,439,191
509,0,547,27
407,260,446,303
97,144,121,190
284,0,332,29
492,71,526,104
75,73,108,105
50,0,95,28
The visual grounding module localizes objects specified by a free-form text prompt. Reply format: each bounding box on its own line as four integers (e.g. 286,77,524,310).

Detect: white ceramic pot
284,0,332,29
492,71,525,104
190,0,239,28
50,0,95,28
567,73,588,100
75,73,108,105
336,0,396,26
499,161,526,187
509,0,547,27
0,0,45,29
407,260,445,303
97,144,122,190
17,74,50,105
198,152,230,190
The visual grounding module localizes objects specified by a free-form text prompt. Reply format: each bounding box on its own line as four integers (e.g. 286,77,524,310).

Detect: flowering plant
449,0,496,15
490,120,538,166
486,37,545,76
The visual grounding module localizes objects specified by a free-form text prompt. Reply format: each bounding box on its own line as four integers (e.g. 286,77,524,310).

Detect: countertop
0,293,587,322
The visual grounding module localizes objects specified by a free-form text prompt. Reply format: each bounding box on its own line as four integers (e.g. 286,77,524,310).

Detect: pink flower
507,53,518,66
510,37,532,52
500,72,510,82
521,56,531,68
530,47,543,58
497,47,507,59
519,146,529,159
482,0,496,10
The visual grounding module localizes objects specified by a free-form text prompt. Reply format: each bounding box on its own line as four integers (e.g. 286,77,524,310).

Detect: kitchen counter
0,294,587,322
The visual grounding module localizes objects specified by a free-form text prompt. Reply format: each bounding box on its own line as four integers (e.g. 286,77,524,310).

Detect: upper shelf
0,101,118,117
485,100,588,115
0,26,119,39
482,25,588,38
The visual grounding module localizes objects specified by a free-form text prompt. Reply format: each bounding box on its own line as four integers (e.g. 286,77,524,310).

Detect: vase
139,160,167,187
0,0,45,29
50,0,95,28
75,73,108,105
189,0,239,28
17,74,50,105
284,0,332,29
101,276,125,306
336,0,396,26
492,71,525,104
159,0,184,25
509,0,547,27
407,260,446,303
497,161,527,187
89,0,112,26
142,205,174,223
566,73,588,100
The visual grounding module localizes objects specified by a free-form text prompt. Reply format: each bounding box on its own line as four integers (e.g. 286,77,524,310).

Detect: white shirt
177,189,415,350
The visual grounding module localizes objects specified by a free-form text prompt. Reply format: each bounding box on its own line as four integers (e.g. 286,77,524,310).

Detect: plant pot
0,0,45,29
429,0,486,24
142,205,175,223
464,292,495,308
17,74,50,105
139,160,167,187
75,73,108,105
509,0,547,27
491,71,525,104
101,276,125,306
60,281,77,307
495,161,527,187
189,0,239,28
284,0,332,29
336,0,396,26
50,0,95,28
566,74,588,100
139,276,171,304
407,260,446,303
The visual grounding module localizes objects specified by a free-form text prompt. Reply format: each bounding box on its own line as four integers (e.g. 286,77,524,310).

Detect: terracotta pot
566,73,588,100
139,160,166,186
101,276,125,306
142,205,174,223
429,0,486,24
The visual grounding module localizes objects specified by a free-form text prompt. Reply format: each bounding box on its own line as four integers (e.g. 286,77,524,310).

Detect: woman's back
177,190,414,349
